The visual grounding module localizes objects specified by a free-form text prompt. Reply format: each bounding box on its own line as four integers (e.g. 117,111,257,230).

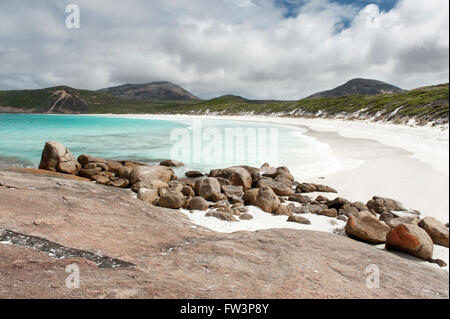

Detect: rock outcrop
0,170,447,299
209,167,252,190
38,141,81,175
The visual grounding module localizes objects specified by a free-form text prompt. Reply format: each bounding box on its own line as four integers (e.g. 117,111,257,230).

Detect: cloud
0,0,448,99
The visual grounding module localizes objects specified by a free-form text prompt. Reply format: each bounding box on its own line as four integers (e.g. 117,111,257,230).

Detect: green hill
0,83,448,125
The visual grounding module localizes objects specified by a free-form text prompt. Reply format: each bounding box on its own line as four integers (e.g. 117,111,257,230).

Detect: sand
100,113,450,270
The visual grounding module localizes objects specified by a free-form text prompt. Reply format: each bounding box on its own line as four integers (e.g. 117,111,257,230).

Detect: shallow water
0,114,358,178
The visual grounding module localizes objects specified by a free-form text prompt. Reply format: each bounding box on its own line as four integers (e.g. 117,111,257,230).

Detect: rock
286,203,296,212
159,160,184,167
429,258,447,268
77,154,110,167
38,141,81,175
129,166,175,185
262,166,294,181
339,206,359,217
137,188,158,204
296,183,337,194
181,185,195,197
387,216,420,229
221,185,244,198
239,213,253,220
366,196,405,214
149,180,170,194
296,183,317,193
211,192,227,202
315,195,329,203
257,178,292,196
78,167,102,178
345,211,391,244
419,217,449,248
215,177,231,186
237,165,260,176
194,177,222,201
307,204,328,214
189,197,210,211
352,202,369,212
209,167,252,190
243,189,259,206
182,197,192,209
386,224,434,260
337,215,348,222
112,165,132,180
158,191,185,209
1,170,448,299
274,176,293,188
274,205,291,216
254,186,281,214
237,206,248,213
178,177,196,188
379,212,395,223
85,162,108,171
292,206,309,214
108,178,129,188
230,196,244,204
131,181,149,193
287,215,311,225
168,182,184,193
205,211,238,222
317,208,338,218
325,197,350,210
91,175,110,185
315,184,338,193
288,194,310,204
185,171,204,178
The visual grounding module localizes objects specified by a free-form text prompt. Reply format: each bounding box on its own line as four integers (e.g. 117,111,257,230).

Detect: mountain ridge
0,81,448,126
308,78,405,98
98,81,201,102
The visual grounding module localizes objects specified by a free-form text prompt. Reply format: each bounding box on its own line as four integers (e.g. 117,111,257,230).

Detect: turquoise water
0,114,343,178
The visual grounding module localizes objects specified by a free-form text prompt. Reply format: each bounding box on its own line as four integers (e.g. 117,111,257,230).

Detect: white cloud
0,0,448,99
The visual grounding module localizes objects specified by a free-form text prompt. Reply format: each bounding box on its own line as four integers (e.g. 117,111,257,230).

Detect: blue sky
277,0,399,18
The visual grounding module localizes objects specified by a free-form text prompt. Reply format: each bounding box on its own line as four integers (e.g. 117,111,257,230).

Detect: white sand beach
105,114,449,219
104,114,449,269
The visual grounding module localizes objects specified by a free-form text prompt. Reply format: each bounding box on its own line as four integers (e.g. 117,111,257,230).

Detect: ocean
0,114,351,179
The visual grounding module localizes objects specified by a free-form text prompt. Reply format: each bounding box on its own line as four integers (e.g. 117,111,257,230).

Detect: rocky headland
0,141,448,298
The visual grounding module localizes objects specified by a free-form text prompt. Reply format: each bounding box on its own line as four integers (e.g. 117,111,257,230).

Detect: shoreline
93,113,449,221
1,113,449,273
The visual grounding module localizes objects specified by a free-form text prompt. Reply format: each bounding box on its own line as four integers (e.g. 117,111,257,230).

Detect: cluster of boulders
38,141,449,266
38,141,181,188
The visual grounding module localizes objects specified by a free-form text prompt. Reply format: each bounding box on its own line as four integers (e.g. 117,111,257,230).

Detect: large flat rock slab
0,170,448,298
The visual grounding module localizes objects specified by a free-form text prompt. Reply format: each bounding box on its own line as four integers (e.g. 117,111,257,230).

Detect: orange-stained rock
386,224,434,260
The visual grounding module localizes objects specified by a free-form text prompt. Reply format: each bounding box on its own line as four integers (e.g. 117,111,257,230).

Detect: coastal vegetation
0,83,448,125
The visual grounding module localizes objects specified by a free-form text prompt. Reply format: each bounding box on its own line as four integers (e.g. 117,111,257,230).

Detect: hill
308,78,405,98
0,86,198,114
157,84,449,125
98,81,201,102
0,83,448,125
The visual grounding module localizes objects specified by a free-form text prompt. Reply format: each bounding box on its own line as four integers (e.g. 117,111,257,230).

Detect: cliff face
0,169,448,299
46,89,88,113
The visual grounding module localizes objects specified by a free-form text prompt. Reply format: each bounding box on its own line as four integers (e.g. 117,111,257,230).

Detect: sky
0,0,448,99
